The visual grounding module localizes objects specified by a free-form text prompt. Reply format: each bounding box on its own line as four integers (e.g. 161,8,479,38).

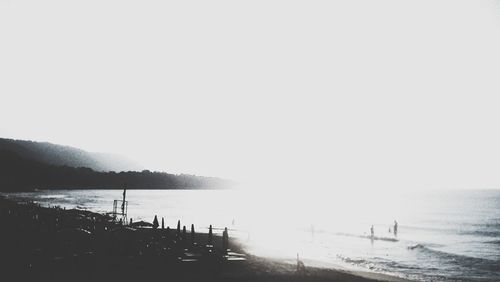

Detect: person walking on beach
296,253,306,274
394,220,398,236
208,225,213,246
222,227,229,254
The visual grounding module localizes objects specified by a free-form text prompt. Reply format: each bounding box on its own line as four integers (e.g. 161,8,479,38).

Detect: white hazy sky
1,0,500,190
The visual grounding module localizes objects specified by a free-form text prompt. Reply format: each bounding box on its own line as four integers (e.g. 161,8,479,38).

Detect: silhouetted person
208,225,213,245
370,225,374,238
222,227,229,254
297,253,306,274
153,215,159,229
182,226,187,241
394,220,398,236
130,218,133,225
161,217,165,230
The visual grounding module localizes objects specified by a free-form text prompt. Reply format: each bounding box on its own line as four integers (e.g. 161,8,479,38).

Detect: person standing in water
370,225,374,238
394,220,398,236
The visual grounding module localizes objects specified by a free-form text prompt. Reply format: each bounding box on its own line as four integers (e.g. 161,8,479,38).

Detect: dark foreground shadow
0,197,385,282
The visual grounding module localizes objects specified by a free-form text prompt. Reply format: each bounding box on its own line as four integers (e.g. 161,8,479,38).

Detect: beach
0,196,406,282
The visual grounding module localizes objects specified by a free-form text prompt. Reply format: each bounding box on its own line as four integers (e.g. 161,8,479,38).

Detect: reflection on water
4,189,500,281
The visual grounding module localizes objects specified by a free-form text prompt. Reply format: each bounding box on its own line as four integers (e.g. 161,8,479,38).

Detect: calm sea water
3,189,499,281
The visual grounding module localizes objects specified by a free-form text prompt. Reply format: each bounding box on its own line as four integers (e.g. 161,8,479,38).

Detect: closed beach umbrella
177,220,181,237
153,215,159,229
191,224,195,245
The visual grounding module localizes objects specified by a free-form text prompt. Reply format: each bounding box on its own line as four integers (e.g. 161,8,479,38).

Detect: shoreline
0,196,410,282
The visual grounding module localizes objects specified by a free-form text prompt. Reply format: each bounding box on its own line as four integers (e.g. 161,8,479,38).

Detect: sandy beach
0,196,407,282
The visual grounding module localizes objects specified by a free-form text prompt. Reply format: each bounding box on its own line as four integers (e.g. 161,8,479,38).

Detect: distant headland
0,138,234,191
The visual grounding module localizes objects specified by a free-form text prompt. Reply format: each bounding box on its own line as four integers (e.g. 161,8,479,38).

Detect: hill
0,150,232,191
0,138,143,172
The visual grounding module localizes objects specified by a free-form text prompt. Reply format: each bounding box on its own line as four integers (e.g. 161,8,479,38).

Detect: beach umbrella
208,225,213,245
177,220,181,237
130,220,153,228
166,226,170,239
191,224,195,245
153,215,159,229
161,217,165,230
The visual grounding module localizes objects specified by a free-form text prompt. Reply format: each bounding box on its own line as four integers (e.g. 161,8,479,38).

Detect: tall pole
121,183,127,216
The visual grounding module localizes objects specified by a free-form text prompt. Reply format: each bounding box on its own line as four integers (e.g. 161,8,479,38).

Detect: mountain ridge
0,138,143,172
0,149,232,191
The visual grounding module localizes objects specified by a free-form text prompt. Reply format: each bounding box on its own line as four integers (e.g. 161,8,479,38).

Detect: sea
2,189,499,281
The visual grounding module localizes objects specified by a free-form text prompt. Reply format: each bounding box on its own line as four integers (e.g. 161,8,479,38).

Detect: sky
1,0,500,191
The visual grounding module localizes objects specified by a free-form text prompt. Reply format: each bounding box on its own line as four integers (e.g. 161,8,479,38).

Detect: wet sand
0,196,408,282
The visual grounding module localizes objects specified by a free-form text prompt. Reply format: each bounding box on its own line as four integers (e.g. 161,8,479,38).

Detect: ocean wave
340,245,500,282
336,254,368,265
458,229,500,238
39,194,67,199
337,254,431,278
407,243,425,250
403,224,500,240
406,244,500,272
336,255,380,271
